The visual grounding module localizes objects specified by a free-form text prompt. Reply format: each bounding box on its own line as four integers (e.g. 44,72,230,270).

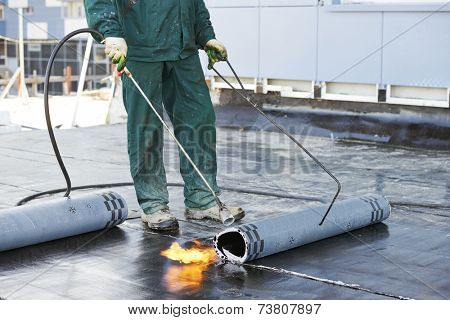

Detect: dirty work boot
185,205,245,223
141,208,179,231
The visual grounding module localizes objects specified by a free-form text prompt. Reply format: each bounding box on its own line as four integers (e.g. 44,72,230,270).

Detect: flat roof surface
0,119,449,299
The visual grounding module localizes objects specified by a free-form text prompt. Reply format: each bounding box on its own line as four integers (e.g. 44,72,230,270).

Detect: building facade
0,0,449,107
0,0,107,94
1,0,85,39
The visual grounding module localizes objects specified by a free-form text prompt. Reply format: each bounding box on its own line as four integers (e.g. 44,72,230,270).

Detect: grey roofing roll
214,194,390,263
0,191,128,252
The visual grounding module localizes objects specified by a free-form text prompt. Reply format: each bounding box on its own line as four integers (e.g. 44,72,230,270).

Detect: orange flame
161,241,217,294
160,240,216,264
164,264,207,294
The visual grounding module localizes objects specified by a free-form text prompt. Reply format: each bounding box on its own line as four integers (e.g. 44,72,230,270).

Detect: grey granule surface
0,118,448,299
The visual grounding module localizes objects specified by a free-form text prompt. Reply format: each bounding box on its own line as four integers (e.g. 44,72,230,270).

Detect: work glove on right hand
104,37,128,72
205,39,228,70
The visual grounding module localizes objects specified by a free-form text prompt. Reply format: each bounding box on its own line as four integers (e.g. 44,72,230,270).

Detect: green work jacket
84,0,216,62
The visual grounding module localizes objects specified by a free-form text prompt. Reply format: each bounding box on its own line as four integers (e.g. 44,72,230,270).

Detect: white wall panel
317,9,383,84
260,0,317,6
208,7,259,78
260,7,317,80
382,12,450,88
205,0,258,8
26,22,48,39
203,2,450,92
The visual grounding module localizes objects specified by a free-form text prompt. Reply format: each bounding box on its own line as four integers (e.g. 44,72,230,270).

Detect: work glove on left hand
104,37,128,72
205,39,228,70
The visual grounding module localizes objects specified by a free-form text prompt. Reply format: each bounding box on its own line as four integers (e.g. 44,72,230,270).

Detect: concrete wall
205,0,450,102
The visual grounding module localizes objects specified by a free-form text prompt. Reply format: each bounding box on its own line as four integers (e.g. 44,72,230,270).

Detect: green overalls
84,0,220,213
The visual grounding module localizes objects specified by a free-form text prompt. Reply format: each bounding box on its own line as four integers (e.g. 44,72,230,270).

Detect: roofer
84,0,244,230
